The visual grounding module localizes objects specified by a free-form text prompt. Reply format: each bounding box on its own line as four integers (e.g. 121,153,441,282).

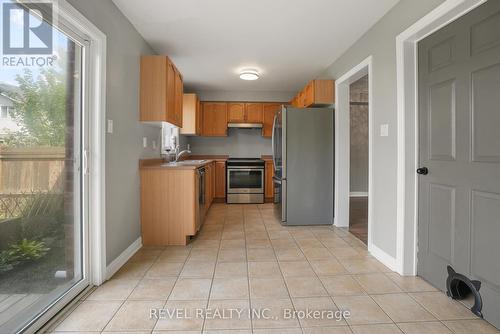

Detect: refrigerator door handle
282,107,287,179
282,179,287,222
271,113,277,171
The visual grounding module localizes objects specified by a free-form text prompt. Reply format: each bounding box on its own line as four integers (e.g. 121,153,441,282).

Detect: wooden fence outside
0,146,66,194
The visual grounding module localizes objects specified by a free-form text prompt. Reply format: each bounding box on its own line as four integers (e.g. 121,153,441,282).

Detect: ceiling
113,0,399,94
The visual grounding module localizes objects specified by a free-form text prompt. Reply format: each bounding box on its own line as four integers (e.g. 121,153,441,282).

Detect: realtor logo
2,2,53,55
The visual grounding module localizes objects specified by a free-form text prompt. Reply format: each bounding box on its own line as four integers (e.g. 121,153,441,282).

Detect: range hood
227,123,263,129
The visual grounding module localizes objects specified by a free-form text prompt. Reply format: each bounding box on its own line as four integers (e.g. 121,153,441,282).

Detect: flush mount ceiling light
239,69,260,81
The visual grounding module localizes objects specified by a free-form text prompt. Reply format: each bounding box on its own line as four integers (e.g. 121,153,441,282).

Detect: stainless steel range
226,158,265,204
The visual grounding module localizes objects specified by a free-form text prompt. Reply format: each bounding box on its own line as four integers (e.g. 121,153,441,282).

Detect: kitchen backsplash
185,128,271,157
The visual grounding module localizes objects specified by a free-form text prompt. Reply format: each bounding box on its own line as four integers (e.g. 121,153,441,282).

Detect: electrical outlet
107,119,113,134
152,140,157,149
142,137,147,148
380,124,389,137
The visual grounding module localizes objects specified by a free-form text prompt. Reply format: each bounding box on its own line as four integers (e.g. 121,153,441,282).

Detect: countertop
139,159,214,170
139,155,229,170
140,155,276,170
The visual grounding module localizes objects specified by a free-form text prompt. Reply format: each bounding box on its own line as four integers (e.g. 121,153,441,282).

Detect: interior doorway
348,76,369,244
334,56,373,254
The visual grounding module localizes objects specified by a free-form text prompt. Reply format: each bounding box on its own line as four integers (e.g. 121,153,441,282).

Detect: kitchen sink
182,160,207,164
161,160,207,166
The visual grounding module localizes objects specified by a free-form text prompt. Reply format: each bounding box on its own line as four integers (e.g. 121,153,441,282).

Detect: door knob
417,167,429,175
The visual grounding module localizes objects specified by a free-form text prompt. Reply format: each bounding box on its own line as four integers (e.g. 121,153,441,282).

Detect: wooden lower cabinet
265,160,274,200
214,161,226,199
140,158,243,246
140,161,220,246
141,168,198,246
205,162,215,211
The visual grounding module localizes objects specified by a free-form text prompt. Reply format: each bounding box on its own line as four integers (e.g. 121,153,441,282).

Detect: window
1,106,8,119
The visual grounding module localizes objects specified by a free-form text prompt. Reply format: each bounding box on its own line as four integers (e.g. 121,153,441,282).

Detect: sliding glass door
0,1,90,332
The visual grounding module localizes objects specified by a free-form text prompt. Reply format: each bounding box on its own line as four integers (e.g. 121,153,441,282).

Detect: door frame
16,1,107,332
396,0,486,275
57,0,107,287
334,56,374,253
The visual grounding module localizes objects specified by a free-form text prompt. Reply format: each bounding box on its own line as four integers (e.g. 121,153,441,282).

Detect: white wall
318,0,445,258
67,0,161,265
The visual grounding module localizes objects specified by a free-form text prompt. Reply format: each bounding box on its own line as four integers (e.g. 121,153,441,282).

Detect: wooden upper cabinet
140,56,166,122
290,79,334,108
165,62,176,124
314,80,335,105
262,103,281,137
180,93,201,135
298,90,306,108
303,81,314,107
140,55,183,127
202,102,228,136
212,104,228,136
245,103,264,123
227,103,245,123
199,101,283,137
201,103,214,135
196,99,203,135
174,68,183,126
227,102,263,123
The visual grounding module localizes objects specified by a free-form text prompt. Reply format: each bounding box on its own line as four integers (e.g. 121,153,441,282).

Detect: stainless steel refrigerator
272,106,334,225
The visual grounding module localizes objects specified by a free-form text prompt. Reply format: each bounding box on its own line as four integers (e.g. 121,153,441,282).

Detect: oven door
227,168,264,194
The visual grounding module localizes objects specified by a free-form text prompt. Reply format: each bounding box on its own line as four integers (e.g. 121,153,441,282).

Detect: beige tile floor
48,204,499,334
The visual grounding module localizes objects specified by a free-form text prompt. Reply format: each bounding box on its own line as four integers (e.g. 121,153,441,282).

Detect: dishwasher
196,167,206,231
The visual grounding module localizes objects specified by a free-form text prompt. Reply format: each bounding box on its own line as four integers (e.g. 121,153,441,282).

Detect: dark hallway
348,75,369,244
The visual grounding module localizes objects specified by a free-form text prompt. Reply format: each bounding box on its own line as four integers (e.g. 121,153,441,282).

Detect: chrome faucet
175,144,191,162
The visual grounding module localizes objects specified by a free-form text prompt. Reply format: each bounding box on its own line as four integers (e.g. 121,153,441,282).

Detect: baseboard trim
350,192,368,197
105,237,142,281
369,243,398,272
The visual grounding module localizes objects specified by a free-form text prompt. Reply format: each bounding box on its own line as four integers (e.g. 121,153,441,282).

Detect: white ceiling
113,0,399,94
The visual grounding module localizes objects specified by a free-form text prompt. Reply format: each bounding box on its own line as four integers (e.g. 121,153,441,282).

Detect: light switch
142,137,147,148
380,124,389,137
107,119,113,134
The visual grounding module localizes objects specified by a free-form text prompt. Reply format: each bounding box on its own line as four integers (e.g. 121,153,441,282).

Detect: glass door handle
83,149,90,175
